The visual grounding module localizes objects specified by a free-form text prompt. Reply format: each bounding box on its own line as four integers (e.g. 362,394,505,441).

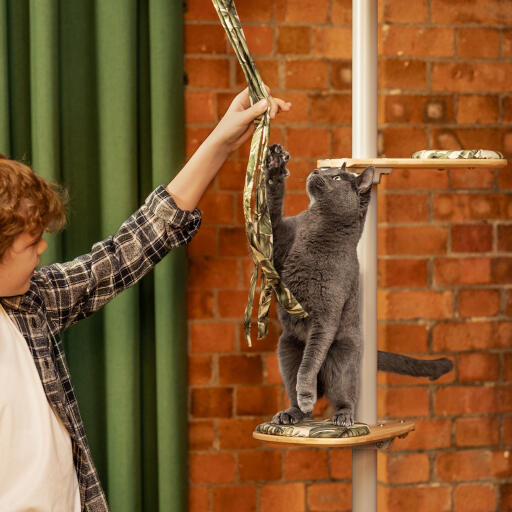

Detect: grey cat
265,144,453,426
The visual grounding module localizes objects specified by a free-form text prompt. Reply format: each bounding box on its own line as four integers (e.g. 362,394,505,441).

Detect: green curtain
0,1,188,510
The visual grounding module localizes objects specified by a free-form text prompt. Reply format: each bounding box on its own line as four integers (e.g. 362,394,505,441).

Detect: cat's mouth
307,173,326,190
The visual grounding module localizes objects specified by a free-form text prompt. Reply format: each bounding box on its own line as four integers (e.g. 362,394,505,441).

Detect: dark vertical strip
7,0,31,160
137,0,160,509
0,0,11,153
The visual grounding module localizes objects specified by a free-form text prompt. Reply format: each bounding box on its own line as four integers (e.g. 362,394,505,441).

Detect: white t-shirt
0,304,81,511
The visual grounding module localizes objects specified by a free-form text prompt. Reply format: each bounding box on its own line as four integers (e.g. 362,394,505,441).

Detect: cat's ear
341,162,347,172
356,166,375,193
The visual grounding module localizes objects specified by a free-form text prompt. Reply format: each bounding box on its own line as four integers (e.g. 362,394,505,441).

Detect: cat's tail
377,351,453,381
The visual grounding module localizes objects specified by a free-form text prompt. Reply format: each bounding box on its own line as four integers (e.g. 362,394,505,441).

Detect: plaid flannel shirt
0,186,201,511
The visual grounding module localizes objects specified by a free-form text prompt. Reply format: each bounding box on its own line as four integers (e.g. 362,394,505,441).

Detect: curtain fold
95,1,142,509
148,1,188,510
0,1,10,152
6,1,31,159
29,0,61,264
0,1,188,510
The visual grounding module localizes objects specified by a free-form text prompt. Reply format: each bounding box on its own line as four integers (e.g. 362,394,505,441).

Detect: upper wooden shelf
317,158,507,169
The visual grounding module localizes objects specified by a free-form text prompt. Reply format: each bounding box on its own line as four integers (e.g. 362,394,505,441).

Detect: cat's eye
332,175,342,181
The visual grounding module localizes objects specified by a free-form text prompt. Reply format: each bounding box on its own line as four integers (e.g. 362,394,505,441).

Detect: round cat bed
253,418,415,448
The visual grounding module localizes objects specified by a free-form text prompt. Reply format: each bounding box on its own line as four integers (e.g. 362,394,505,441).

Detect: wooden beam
317,158,507,169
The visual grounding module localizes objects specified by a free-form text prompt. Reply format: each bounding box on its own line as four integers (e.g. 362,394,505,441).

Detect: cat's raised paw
333,408,354,427
272,407,306,425
265,144,290,184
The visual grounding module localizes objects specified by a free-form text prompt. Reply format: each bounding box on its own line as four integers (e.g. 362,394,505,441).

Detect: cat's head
306,163,375,222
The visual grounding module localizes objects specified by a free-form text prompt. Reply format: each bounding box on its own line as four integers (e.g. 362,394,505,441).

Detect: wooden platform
317,158,507,170
253,420,415,448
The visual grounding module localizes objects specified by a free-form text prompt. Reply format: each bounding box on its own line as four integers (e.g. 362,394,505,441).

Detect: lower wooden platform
253,419,415,447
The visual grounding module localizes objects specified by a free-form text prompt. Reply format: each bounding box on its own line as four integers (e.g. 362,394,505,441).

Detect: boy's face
0,231,47,297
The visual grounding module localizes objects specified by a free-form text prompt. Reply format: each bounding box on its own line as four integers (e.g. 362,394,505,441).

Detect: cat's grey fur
265,144,453,426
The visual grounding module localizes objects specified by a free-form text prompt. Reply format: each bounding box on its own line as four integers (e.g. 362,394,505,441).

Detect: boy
0,89,290,511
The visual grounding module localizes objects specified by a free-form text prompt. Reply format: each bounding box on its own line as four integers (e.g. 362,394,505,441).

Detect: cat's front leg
296,379,317,414
265,144,289,226
296,322,337,414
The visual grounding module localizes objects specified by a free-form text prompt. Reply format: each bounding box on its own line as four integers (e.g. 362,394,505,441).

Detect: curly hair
0,155,68,260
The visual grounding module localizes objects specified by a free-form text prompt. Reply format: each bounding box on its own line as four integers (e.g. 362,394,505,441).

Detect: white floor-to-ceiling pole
352,0,378,510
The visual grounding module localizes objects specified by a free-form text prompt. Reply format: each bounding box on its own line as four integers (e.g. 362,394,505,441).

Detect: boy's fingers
275,98,292,112
269,97,292,119
240,98,268,123
233,86,292,123
268,97,278,119
256,98,269,113
228,87,251,113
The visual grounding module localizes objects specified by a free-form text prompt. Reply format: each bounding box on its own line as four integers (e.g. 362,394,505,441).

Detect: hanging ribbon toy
212,0,308,346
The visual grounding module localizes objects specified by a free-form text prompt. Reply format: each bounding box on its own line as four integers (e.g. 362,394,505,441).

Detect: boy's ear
356,166,375,193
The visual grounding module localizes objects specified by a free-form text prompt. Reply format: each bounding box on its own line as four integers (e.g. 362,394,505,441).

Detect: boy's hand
166,87,291,211
209,87,291,154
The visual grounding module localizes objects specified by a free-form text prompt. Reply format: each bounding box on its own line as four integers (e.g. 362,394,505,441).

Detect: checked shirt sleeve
34,185,201,332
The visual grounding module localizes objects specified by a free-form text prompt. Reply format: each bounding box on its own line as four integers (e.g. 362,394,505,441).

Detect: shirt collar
0,282,38,313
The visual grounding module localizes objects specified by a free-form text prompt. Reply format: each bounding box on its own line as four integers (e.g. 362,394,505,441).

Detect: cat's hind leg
272,334,309,425
320,333,362,427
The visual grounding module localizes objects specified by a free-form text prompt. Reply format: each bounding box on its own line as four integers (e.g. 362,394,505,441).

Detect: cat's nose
312,169,320,175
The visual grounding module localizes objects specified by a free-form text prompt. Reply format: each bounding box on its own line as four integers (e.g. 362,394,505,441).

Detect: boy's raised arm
30,88,290,332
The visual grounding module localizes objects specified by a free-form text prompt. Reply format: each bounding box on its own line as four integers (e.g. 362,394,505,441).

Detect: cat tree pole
352,0,378,510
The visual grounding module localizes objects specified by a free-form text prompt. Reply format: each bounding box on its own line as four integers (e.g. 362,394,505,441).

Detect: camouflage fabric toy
212,0,307,346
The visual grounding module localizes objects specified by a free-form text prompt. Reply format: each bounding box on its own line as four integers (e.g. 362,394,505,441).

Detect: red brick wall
185,1,512,510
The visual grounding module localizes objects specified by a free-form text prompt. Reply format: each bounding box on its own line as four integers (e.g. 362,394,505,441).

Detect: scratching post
352,0,378,510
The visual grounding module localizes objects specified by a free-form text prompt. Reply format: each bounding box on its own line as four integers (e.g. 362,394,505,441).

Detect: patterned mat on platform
412,149,504,160
255,418,370,439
